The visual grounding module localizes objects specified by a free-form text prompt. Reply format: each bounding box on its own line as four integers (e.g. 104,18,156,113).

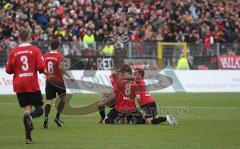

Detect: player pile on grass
97,65,177,125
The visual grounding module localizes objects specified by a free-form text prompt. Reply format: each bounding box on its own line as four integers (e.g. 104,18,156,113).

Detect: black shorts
45,80,66,100
17,91,43,108
141,102,158,118
105,108,145,124
126,109,145,124
104,108,124,124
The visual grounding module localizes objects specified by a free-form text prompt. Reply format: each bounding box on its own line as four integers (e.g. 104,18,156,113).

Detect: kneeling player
104,65,145,124
97,67,120,124
134,68,177,125
43,40,74,128
97,93,116,124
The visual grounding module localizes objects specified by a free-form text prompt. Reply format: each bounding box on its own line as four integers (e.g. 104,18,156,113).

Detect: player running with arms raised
43,39,74,128
6,30,45,144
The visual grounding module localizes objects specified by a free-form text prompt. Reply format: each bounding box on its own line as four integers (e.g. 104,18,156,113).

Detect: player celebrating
134,68,177,125
6,30,45,144
104,65,145,124
96,66,120,124
43,39,74,128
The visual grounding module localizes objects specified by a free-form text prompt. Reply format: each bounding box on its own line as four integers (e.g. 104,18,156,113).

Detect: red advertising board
218,56,240,69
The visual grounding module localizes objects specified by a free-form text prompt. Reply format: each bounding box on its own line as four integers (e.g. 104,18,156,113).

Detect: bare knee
145,117,154,124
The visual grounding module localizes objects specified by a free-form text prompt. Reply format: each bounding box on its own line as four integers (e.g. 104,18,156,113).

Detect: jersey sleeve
113,79,122,93
58,54,64,63
43,53,47,60
5,50,14,74
57,54,64,69
113,81,119,93
36,48,45,73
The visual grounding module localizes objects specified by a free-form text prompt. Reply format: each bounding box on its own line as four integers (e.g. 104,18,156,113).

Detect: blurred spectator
83,30,95,49
176,54,189,70
0,0,240,57
101,39,115,56
203,31,212,55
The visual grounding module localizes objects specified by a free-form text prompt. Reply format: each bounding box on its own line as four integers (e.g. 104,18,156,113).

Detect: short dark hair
114,65,121,73
51,39,60,50
19,30,29,42
138,69,145,78
120,64,132,75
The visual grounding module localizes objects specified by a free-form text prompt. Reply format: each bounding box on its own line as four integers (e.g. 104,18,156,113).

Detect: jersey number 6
47,61,54,74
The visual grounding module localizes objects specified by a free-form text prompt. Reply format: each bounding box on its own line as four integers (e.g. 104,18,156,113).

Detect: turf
0,93,240,149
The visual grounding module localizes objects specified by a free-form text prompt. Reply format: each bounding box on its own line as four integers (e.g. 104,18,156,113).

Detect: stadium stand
0,0,240,68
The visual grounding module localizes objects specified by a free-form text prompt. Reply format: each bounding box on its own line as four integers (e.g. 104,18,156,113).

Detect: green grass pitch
0,93,240,149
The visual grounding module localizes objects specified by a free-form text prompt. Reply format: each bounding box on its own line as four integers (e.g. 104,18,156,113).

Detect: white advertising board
175,70,240,92
1,68,240,94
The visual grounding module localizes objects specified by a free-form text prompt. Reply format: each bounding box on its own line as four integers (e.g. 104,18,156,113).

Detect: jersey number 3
20,56,29,71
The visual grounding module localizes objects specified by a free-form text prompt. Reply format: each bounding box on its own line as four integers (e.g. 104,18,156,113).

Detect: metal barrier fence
0,41,240,69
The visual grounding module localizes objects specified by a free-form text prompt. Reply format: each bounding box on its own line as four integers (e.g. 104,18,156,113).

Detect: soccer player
43,39,74,128
134,68,177,125
96,66,120,124
6,30,45,144
104,65,145,124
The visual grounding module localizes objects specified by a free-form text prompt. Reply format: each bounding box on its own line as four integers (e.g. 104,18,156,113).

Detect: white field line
192,107,240,110
0,102,240,110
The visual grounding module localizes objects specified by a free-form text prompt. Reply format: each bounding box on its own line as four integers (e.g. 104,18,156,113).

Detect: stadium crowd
0,0,240,57
1,0,240,42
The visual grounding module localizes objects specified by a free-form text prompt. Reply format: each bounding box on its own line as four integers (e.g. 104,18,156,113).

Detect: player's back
114,78,138,113
135,78,155,105
44,51,64,83
6,43,45,93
